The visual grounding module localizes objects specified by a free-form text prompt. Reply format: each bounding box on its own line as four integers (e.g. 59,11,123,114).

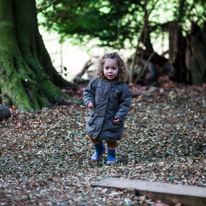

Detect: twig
37,0,61,12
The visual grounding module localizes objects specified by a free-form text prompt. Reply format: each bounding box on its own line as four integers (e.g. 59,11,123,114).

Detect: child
83,52,131,164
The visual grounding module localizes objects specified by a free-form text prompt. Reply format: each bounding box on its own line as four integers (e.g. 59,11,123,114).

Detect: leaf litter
0,84,206,206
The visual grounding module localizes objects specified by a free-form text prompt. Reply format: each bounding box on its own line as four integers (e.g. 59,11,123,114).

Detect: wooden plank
91,178,206,206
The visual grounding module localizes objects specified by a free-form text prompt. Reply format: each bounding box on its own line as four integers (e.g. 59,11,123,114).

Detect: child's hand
113,117,120,124
88,102,94,109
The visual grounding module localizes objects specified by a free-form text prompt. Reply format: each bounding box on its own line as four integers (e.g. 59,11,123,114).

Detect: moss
0,0,71,112
39,79,68,104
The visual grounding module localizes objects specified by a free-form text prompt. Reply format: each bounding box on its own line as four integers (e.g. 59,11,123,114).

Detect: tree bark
0,0,70,112
129,0,155,83
169,21,189,84
186,23,206,85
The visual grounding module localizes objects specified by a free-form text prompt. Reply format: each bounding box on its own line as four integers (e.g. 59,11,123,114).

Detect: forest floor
1,78,206,206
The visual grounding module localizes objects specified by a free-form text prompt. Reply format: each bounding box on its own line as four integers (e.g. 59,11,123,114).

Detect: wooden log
0,105,11,121
92,178,206,206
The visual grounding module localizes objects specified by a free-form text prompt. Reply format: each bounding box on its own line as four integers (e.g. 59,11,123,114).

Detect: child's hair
97,52,128,82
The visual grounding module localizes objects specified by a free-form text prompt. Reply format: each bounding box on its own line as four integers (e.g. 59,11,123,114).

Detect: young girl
83,52,131,164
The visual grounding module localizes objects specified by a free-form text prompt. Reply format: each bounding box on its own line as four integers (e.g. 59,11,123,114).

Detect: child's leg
88,136,106,161
106,141,117,148
88,136,101,144
106,141,117,164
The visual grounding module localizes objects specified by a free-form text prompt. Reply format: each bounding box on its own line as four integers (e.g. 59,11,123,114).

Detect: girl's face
103,58,119,80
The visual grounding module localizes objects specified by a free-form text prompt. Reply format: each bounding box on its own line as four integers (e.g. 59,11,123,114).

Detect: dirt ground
1,82,206,206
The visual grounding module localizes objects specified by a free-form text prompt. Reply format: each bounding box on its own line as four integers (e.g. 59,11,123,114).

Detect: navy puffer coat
83,77,131,141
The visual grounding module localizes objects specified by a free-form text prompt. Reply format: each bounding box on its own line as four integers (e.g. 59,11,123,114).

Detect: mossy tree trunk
0,0,70,113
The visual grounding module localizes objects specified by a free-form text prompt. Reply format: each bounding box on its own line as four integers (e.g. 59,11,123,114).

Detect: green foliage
173,0,206,30
37,0,206,49
37,0,144,48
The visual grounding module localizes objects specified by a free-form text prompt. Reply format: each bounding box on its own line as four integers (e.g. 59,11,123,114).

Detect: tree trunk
130,0,156,84
186,23,206,85
169,21,189,84
0,0,70,112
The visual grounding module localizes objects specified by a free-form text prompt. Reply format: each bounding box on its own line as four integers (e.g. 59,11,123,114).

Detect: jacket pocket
109,121,123,132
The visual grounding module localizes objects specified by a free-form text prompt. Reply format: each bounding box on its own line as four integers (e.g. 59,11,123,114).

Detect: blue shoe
107,148,116,164
91,141,106,161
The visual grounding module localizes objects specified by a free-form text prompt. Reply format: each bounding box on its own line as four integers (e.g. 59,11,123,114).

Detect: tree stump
0,105,11,121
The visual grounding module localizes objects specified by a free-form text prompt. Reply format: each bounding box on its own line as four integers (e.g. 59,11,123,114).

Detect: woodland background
0,0,206,205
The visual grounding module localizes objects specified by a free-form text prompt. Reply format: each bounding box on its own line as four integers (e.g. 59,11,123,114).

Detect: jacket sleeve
83,77,98,107
115,84,131,122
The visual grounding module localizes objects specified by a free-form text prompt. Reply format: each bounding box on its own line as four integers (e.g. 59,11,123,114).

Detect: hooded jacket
83,77,131,141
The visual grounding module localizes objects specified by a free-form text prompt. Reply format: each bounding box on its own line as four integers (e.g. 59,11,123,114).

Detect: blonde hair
97,52,128,82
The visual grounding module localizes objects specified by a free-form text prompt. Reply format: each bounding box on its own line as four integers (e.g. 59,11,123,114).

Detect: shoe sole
106,161,116,164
